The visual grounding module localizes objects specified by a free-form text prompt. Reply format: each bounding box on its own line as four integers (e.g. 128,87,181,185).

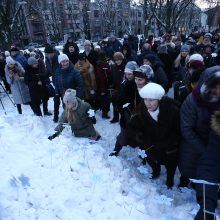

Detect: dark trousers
54,95,64,120
16,102,35,114
97,94,110,115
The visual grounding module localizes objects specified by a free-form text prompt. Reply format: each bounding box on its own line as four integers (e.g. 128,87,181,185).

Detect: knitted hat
139,82,165,100
28,57,38,66
113,52,124,60
63,89,78,105
4,51,10,57
181,44,190,52
58,54,69,64
6,56,15,65
157,44,167,54
189,60,205,70
189,53,204,62
44,44,54,53
133,64,154,79
124,61,139,74
95,45,101,49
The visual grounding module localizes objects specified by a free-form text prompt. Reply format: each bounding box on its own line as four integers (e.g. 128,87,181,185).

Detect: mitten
48,132,59,140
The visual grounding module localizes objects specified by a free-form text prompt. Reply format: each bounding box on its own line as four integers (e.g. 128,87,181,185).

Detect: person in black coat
63,43,79,65
109,65,154,156
25,57,51,116
143,54,169,92
179,66,220,182
82,40,98,67
126,83,181,188
194,111,220,220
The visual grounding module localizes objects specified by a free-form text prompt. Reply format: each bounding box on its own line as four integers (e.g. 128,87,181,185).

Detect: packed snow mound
0,97,219,220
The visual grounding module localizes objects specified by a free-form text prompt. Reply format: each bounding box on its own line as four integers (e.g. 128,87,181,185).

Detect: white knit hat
6,56,16,65
58,54,69,64
4,51,10,57
189,53,204,62
139,82,165,100
63,89,77,105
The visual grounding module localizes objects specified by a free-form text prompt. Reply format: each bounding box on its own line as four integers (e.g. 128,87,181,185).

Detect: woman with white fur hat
48,89,100,140
126,82,181,188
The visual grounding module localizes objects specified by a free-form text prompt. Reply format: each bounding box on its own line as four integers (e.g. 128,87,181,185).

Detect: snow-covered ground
0,91,219,220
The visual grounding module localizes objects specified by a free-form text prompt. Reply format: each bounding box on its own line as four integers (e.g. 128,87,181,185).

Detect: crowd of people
0,31,220,220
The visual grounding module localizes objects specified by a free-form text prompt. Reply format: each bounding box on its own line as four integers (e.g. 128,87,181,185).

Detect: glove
48,132,59,140
91,116,96,124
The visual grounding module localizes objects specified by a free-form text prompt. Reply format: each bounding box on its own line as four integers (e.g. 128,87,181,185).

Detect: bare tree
0,0,19,48
144,0,196,32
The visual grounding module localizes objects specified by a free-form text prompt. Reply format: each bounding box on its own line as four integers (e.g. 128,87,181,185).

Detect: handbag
46,83,55,97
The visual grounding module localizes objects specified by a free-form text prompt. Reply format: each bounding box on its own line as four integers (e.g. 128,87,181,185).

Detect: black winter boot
110,109,119,123
147,158,161,179
109,141,123,156
194,208,215,220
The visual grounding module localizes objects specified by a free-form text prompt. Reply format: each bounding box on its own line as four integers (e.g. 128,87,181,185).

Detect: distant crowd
0,31,220,220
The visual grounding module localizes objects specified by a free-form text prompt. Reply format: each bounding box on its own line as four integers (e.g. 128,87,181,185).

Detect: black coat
116,80,141,128
126,97,181,163
25,64,50,105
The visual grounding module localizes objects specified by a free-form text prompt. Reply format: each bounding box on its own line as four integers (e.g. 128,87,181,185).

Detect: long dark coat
126,97,181,163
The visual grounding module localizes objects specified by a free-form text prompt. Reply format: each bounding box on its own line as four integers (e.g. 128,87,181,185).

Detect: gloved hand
48,132,59,140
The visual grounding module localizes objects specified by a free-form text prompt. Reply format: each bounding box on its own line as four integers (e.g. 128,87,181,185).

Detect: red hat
189,60,205,70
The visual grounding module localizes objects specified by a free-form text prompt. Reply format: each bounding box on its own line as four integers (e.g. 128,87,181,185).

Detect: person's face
68,46,75,53
135,77,147,89
204,47,212,54
60,59,69,69
125,72,134,81
46,53,55,59
32,63,38,68
143,59,151,65
115,59,123,66
210,84,220,97
144,98,159,111
10,51,17,57
181,51,189,57
66,102,73,110
84,43,91,52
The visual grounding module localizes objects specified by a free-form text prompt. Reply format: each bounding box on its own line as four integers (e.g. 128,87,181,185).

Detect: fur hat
124,61,139,74
189,53,204,62
211,111,220,136
28,57,38,66
58,54,69,64
63,89,78,105
113,52,124,61
157,44,167,54
139,82,165,100
181,44,190,52
133,64,154,79
6,56,16,65
44,44,54,53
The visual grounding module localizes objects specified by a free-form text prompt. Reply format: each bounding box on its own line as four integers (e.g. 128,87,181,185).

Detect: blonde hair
174,53,189,68
66,108,76,124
